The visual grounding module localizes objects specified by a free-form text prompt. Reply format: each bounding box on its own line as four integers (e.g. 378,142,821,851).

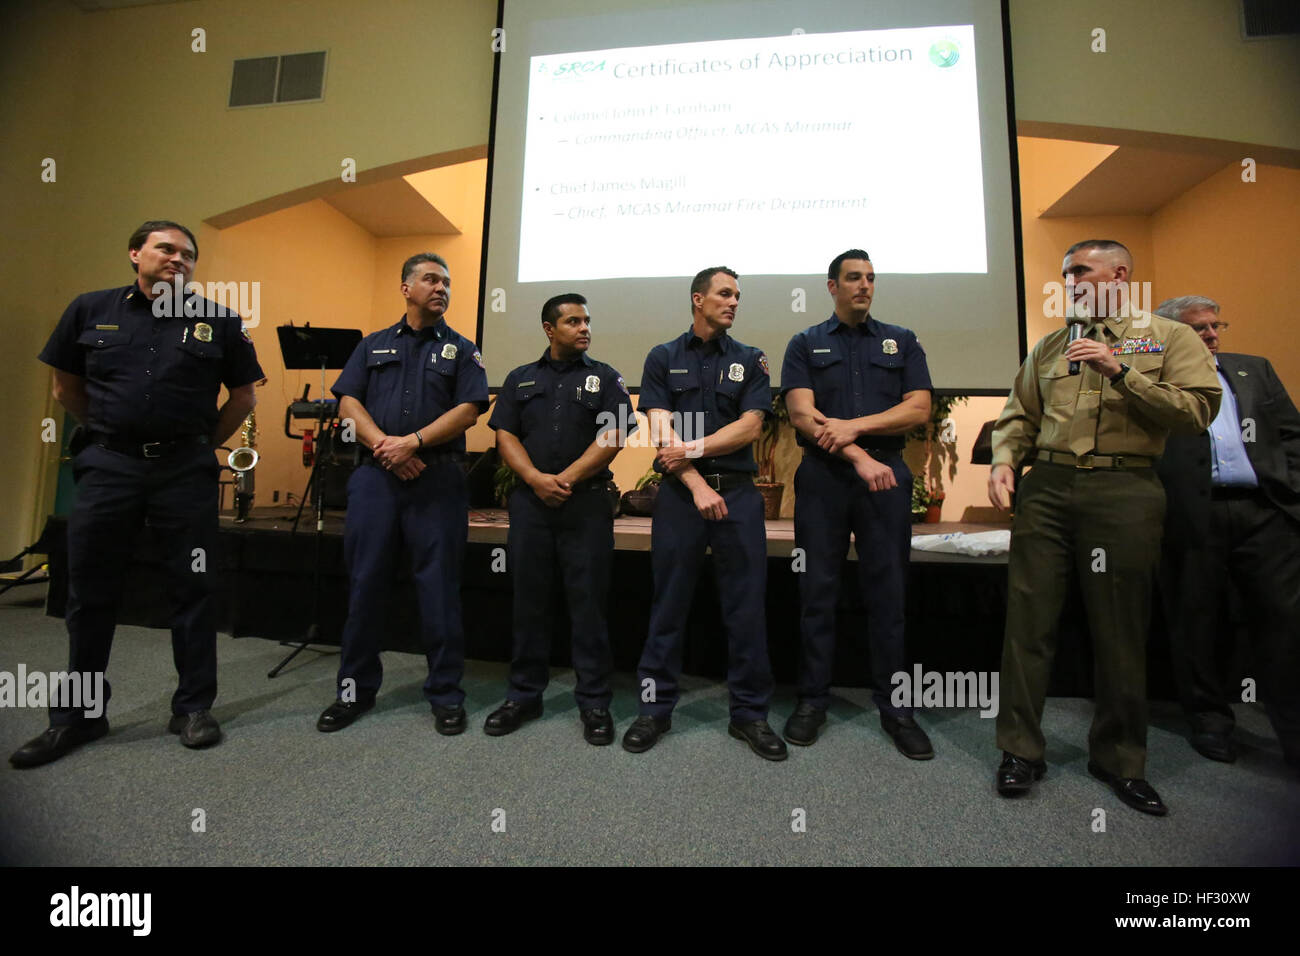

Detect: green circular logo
929,41,960,68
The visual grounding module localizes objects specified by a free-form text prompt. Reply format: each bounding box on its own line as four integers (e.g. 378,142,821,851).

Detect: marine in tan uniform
988,239,1220,816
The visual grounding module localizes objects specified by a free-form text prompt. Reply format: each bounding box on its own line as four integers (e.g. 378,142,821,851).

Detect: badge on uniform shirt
616,375,629,395
757,352,769,376
194,322,213,343
728,363,745,382
584,374,601,393
472,348,484,368
442,343,458,360
882,338,898,355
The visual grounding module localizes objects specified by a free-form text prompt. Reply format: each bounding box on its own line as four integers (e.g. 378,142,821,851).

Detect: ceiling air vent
229,51,326,108
1241,0,1300,38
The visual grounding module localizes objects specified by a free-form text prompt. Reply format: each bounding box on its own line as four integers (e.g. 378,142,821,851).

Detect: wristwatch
1109,362,1131,386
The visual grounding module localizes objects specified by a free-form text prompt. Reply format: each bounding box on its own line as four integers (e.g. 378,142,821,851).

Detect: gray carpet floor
1,589,1297,867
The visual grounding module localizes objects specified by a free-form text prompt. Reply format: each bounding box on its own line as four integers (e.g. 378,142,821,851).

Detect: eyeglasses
1192,321,1229,333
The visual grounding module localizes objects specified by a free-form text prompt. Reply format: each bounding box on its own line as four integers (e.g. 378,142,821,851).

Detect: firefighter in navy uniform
11,220,263,768
780,249,935,757
484,293,636,745
316,253,488,735
623,266,787,761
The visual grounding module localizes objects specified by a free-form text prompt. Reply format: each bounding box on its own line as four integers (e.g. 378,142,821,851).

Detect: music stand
269,324,362,678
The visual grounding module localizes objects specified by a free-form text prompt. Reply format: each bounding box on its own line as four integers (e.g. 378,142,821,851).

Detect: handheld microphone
1066,315,1087,376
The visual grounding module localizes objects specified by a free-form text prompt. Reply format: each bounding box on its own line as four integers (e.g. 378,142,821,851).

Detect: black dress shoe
996,752,1046,796
580,708,615,746
1190,731,1236,763
433,704,467,736
168,710,222,749
622,715,671,753
783,702,826,746
483,698,542,736
881,713,934,760
316,698,374,733
9,718,110,769
1088,762,1168,816
729,719,789,761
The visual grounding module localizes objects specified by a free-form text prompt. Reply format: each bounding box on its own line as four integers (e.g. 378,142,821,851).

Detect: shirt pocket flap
366,350,400,369
668,370,699,392
179,338,223,360
77,329,130,349
868,352,903,370
809,349,841,369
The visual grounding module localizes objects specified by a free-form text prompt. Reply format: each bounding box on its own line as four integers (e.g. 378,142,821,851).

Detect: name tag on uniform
95,324,119,331
670,368,689,374
1112,337,1163,355
812,348,832,353
373,349,395,354
517,380,535,388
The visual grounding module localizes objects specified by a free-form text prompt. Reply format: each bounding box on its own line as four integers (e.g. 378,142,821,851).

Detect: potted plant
754,392,789,520
493,462,519,507
907,393,967,522
619,467,662,517
911,475,932,524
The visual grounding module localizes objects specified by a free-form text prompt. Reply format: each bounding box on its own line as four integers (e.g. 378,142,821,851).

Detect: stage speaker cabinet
310,459,355,509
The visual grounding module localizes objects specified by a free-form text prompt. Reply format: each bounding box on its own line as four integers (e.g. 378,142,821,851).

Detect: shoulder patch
616,375,629,396
241,326,254,344
471,348,484,368
757,352,769,376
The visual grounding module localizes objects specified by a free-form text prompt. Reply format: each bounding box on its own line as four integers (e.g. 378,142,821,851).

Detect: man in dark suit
1154,296,1299,770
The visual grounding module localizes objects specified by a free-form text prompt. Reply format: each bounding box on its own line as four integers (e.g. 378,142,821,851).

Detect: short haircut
1064,239,1133,270
828,249,871,282
541,292,588,326
1154,295,1220,321
690,266,739,306
128,220,198,273
401,252,450,284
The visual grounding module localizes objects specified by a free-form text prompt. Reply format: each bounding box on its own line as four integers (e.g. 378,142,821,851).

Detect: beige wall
0,0,497,555
1009,0,1300,153
1152,163,1300,392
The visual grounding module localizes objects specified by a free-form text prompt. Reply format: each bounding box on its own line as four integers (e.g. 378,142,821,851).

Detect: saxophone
229,411,258,521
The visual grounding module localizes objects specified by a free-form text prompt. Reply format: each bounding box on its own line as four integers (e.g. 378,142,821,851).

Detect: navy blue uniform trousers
59,443,219,726
793,453,912,717
637,477,772,722
506,485,614,709
337,458,467,708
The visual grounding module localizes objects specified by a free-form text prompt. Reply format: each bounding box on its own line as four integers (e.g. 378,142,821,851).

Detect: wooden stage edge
219,507,1011,565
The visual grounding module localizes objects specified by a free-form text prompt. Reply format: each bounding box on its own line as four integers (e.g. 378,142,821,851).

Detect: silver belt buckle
142,442,165,459
706,474,723,491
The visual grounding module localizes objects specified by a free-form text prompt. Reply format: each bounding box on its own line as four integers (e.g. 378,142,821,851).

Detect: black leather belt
570,477,612,494
92,432,209,459
1038,450,1153,470
1211,485,1261,501
692,472,754,492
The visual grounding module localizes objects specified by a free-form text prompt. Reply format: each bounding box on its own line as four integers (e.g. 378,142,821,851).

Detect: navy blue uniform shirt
331,316,489,453
781,314,932,456
640,329,771,474
39,284,264,440
489,351,637,479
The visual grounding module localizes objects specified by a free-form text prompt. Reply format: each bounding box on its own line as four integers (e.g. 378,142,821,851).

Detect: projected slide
518,26,984,282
